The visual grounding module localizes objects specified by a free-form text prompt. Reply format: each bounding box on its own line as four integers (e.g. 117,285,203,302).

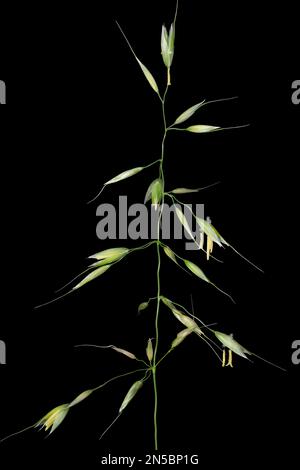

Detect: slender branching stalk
151,81,170,450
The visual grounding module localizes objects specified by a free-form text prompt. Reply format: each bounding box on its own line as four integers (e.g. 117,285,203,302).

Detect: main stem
152,85,169,451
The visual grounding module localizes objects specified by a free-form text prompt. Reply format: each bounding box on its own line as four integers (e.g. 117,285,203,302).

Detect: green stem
144,158,163,169
167,126,186,132
151,0,179,448
156,348,172,367
152,84,169,451
92,368,147,393
152,240,161,450
129,240,156,254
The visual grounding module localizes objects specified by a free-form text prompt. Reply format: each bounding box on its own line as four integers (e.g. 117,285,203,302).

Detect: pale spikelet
168,23,175,63
36,404,69,435
170,187,202,194
146,338,153,362
175,205,197,245
89,255,125,268
184,259,210,283
161,296,175,310
138,301,149,313
215,331,286,370
151,178,163,208
105,167,144,186
171,328,193,348
112,346,137,360
184,259,234,302
163,245,178,265
88,247,129,260
161,25,169,67
173,100,206,125
73,265,111,290
195,217,227,246
214,331,249,359
161,23,175,69
161,298,202,336
119,381,143,413
136,59,159,94
69,390,93,407
144,179,158,204
116,22,159,94
171,308,198,329
186,125,220,133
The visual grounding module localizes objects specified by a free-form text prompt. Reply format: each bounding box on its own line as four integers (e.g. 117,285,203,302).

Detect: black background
0,0,299,468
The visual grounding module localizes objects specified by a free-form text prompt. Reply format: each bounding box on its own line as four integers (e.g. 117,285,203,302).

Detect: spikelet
119,381,143,413
146,339,154,362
